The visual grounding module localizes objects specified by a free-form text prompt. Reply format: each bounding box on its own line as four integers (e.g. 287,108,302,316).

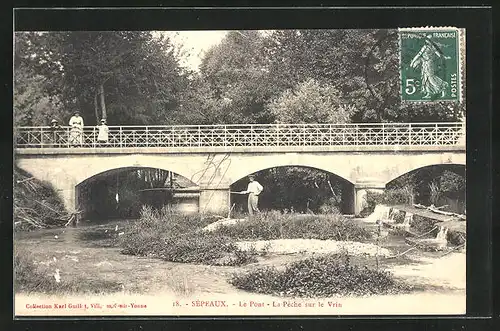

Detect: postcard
14,25,467,316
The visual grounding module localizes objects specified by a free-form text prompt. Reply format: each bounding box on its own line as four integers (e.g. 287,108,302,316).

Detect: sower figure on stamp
240,175,263,216
410,36,451,99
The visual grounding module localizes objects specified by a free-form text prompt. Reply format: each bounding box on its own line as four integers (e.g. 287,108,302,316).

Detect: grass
14,246,123,294
164,269,196,297
230,252,413,298
212,210,372,242
119,206,258,266
120,207,372,266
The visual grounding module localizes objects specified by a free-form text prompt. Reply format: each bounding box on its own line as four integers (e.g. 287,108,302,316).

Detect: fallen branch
384,247,417,259
63,210,83,227
16,177,35,184
32,199,66,216
64,214,79,227
412,203,466,219
414,225,439,239
439,243,466,257
428,206,454,216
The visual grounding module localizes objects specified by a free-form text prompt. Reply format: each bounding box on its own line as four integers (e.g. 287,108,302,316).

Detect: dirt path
14,221,465,316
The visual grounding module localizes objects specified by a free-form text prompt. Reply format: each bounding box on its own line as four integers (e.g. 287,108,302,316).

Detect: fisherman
240,175,263,216
69,111,84,147
97,118,109,146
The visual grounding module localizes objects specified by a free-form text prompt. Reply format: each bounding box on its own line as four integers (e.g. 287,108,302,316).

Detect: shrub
14,167,68,231
318,197,342,215
447,230,466,246
120,206,258,266
230,253,412,297
212,211,371,242
384,188,413,205
410,215,437,235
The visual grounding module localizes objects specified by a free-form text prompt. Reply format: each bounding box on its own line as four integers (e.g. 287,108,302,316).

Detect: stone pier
199,187,230,215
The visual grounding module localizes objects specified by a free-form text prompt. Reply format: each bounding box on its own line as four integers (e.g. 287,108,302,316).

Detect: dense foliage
120,206,258,266
212,211,371,242
230,253,412,297
15,29,464,127
14,167,68,230
15,31,187,126
78,168,194,220
231,167,347,213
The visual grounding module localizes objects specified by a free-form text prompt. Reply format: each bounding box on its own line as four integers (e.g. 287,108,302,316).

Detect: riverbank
14,216,465,316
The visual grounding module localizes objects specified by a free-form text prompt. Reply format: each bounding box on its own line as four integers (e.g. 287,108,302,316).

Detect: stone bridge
15,122,466,215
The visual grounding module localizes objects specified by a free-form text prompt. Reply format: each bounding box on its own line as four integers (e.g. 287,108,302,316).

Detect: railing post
328,124,331,146
250,125,254,147
382,123,385,145
119,127,123,148
40,127,44,148
145,127,149,147
198,126,201,147
93,127,96,148
224,125,227,147
275,124,279,147
66,127,70,148
302,124,306,146
435,123,439,145
408,123,412,146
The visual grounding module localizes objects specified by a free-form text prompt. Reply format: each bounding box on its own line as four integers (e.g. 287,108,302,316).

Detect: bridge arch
227,155,355,186
229,164,355,214
385,163,466,213
76,166,198,220
229,164,354,186
72,155,202,187
383,158,466,186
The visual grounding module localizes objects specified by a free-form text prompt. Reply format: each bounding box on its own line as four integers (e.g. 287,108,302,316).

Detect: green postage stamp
399,27,464,102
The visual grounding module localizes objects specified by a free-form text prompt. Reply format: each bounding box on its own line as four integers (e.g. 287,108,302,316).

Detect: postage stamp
399,27,463,102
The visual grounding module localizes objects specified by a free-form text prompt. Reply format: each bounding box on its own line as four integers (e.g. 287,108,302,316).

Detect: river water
14,215,466,316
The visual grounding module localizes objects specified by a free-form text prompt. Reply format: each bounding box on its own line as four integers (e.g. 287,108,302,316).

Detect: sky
162,31,228,71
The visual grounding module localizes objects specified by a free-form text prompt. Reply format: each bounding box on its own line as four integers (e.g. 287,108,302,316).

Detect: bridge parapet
15,122,465,150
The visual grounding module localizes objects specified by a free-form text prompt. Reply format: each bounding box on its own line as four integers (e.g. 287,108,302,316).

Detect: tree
14,33,63,126
266,78,356,124
388,165,465,206
169,76,236,125
264,29,465,123
439,170,465,200
14,31,187,125
199,30,277,123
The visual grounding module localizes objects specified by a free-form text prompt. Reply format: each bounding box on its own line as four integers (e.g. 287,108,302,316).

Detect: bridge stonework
15,146,465,215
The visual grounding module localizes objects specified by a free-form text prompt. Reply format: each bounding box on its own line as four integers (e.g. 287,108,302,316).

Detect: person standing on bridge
49,119,61,147
97,119,109,146
240,175,263,216
69,111,84,147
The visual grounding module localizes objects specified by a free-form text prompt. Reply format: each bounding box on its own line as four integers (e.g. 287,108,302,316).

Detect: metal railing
14,122,465,149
